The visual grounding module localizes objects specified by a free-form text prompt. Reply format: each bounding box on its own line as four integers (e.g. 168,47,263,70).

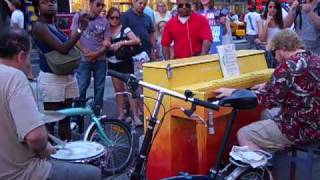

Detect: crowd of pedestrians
0,0,320,179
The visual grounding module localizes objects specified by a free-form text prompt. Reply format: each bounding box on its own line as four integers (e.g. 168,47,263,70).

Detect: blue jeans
76,60,106,110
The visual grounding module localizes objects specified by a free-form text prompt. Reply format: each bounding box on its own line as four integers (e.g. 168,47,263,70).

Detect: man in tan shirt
0,27,101,180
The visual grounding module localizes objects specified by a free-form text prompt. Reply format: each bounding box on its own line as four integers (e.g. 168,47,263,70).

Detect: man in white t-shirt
9,0,24,28
244,7,261,49
0,27,101,180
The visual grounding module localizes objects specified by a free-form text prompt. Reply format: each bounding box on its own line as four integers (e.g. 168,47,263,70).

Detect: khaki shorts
239,119,293,152
39,71,79,102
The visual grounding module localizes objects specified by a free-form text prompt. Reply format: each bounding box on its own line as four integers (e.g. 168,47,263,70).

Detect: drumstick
48,134,66,148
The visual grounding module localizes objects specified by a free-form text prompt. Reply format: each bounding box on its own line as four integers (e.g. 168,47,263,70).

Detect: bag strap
120,26,127,40
248,15,255,31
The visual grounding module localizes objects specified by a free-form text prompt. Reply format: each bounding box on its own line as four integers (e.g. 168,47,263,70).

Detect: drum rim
50,141,105,161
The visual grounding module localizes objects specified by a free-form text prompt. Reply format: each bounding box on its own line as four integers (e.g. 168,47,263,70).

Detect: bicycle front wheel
85,118,133,175
236,168,271,180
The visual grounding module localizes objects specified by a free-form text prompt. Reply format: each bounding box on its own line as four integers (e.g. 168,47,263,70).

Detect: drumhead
51,141,105,161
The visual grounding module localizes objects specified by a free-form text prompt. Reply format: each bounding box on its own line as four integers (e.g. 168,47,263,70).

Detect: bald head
176,0,192,17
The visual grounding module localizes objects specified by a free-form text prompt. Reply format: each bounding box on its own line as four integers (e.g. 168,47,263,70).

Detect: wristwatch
77,28,83,34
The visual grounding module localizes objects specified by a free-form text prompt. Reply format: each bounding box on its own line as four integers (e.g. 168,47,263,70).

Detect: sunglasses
177,3,191,9
96,3,105,8
109,16,120,20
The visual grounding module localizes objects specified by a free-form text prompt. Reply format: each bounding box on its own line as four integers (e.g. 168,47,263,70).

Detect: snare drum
50,141,105,166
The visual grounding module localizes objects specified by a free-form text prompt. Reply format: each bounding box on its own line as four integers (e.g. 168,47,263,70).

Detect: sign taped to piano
217,44,240,78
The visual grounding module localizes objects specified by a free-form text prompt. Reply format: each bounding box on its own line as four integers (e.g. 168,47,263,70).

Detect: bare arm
284,1,299,28
33,21,82,54
150,32,157,60
308,10,320,28
304,1,320,29
125,31,141,45
4,0,13,11
200,40,212,55
150,31,157,49
114,30,141,48
257,20,268,42
163,46,171,60
25,125,49,157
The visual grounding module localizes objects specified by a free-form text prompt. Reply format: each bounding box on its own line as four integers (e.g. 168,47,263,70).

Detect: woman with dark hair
106,7,143,126
256,0,284,68
31,0,88,140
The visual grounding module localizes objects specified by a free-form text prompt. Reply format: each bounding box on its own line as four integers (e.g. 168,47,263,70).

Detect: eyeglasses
177,3,191,9
109,16,120,20
96,3,105,8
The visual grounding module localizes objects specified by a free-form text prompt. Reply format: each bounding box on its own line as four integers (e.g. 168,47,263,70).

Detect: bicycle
51,97,133,175
108,70,272,180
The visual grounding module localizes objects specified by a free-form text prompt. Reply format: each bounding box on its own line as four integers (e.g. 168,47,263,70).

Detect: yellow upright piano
142,50,274,180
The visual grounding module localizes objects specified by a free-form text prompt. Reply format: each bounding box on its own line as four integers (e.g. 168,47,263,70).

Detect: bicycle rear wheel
235,168,271,180
85,118,133,175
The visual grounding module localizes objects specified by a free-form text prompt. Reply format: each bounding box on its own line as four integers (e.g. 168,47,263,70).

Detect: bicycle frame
57,107,114,145
124,81,218,180
107,70,260,180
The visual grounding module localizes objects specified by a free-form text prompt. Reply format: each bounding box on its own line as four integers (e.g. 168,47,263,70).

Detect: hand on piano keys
250,82,266,93
213,88,237,98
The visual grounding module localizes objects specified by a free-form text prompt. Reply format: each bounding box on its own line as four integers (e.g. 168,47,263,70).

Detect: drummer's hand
214,88,236,98
47,143,56,155
38,143,56,159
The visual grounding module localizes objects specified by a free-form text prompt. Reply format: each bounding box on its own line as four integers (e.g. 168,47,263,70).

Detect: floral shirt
257,52,320,144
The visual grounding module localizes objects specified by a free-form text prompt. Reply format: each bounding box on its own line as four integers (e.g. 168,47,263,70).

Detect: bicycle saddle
219,89,257,110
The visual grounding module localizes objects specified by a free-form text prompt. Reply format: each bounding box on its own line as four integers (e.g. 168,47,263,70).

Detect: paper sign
217,44,240,78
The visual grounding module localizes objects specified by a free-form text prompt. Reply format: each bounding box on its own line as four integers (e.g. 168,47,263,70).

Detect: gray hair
267,29,304,51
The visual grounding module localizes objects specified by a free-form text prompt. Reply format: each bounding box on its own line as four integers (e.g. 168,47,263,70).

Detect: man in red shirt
215,30,320,152
161,0,212,59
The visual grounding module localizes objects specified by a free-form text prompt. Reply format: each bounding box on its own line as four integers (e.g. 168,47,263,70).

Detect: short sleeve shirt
0,65,51,180
161,12,213,58
257,52,320,144
71,13,111,60
244,12,260,35
121,8,155,56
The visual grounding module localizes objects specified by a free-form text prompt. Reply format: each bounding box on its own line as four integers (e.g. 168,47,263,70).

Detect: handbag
43,47,81,75
114,26,143,60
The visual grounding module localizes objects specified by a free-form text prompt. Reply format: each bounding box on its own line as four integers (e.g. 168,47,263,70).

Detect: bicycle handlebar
108,70,219,111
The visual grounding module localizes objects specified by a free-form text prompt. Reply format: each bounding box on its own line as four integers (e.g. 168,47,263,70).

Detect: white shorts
39,71,79,102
